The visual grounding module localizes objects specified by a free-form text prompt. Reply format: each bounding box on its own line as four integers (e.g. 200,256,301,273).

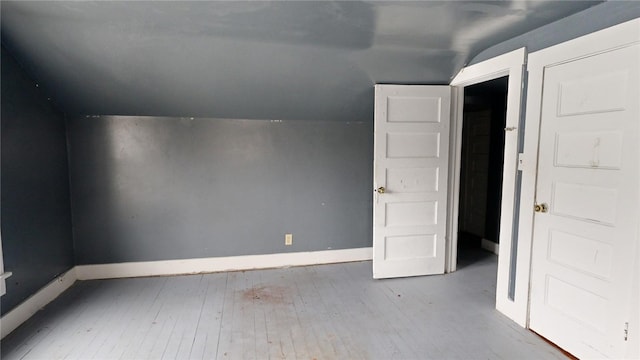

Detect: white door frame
448,47,528,326
521,18,640,348
0,233,9,297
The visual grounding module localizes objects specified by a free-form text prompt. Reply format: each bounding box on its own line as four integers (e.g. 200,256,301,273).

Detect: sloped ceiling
1,1,601,122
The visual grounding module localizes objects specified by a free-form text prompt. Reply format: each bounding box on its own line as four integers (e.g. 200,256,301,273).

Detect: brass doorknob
534,203,548,213
375,186,386,194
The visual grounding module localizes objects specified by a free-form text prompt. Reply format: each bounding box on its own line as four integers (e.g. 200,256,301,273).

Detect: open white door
373,85,451,279
528,42,639,358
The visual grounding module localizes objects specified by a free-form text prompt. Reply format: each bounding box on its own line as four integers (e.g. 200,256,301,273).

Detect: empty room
1,1,639,359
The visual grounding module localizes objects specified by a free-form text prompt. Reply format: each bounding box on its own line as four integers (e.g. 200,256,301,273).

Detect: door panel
529,44,639,359
373,85,451,279
386,133,440,158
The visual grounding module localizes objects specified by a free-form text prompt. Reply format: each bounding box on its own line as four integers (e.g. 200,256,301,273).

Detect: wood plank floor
1,251,565,359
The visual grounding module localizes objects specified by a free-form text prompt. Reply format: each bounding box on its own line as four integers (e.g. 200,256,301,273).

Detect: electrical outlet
285,233,293,246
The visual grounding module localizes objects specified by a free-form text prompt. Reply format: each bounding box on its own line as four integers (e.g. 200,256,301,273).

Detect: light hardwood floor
1,251,564,359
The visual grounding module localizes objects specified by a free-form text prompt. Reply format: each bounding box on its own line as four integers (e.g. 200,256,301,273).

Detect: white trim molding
75,247,373,280
1,268,77,339
0,234,7,297
0,272,12,297
0,247,372,339
481,239,499,255
449,47,527,326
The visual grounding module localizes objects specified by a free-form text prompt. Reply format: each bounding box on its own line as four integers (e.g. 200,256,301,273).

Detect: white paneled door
529,44,639,358
373,85,451,279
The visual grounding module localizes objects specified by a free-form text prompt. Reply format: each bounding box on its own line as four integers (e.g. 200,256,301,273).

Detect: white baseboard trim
75,247,373,280
1,268,77,339
1,248,371,339
481,239,499,255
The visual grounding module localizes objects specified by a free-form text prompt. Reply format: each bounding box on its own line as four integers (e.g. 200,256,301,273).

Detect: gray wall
1,46,75,315
470,1,640,64
67,116,372,264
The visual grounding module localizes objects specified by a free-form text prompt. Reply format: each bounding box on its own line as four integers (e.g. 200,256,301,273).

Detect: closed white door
529,44,639,358
373,85,451,279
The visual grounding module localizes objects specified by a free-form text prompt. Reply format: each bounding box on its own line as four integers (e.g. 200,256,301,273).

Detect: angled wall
470,1,640,64
1,46,74,315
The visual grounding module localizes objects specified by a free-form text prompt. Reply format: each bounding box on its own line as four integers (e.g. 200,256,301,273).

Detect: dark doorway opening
457,76,509,267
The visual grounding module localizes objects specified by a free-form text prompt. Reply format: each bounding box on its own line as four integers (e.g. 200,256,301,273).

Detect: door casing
449,48,528,326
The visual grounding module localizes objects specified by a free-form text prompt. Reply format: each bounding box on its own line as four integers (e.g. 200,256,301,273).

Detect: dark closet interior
458,76,509,260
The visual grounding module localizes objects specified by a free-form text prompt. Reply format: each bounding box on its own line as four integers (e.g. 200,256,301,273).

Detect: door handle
375,186,386,194
534,203,548,213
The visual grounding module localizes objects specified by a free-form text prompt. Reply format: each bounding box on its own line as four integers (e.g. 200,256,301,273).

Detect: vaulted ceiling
1,1,602,122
